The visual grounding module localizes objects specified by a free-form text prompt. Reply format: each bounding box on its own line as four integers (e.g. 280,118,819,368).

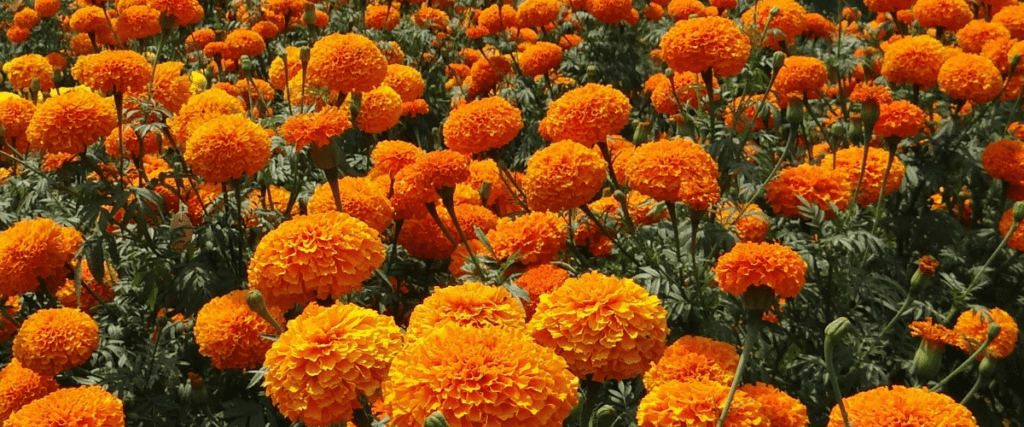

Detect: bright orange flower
803,12,837,40
538,83,630,147
365,3,401,30
280,107,351,150
821,146,905,207
909,317,958,349
993,4,1024,39
383,64,426,102
517,0,561,28
774,56,828,96
717,202,770,242
68,6,107,33
713,241,807,299
35,0,60,17
224,28,265,60
486,211,567,265
307,176,394,233
644,336,738,390
914,0,972,31
827,386,977,427
0,97,35,152
72,50,152,95
937,53,1003,104
585,0,634,25
114,5,161,40
54,264,115,314
953,307,1019,359
167,88,247,148
26,90,117,154
864,0,916,13
148,0,202,26
659,16,750,77
874,100,926,138
443,96,524,154
4,385,125,427
194,290,283,370
523,140,607,212
623,138,720,211
520,42,563,77
13,8,39,30
416,149,472,190
514,263,571,315
881,35,946,88
981,139,1024,185
13,308,98,375
0,358,59,422
849,81,893,105
405,282,526,342
0,218,82,296
370,140,424,178
740,383,809,427
741,0,807,50
7,54,54,92
184,114,270,183
478,4,517,33
268,46,302,90
956,20,1011,54
308,33,388,94
356,85,403,134
638,380,765,427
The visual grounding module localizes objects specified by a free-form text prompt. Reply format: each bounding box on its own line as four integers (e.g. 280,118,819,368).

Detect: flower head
195,290,284,370
644,336,739,390
263,302,403,426
114,5,162,40
994,4,1024,39
167,88,247,147
827,385,978,427
849,81,893,105
13,308,99,375
4,385,125,427
371,140,424,178
0,218,82,296
938,53,1003,104
72,50,153,95
881,35,946,88
384,324,579,427
914,0,972,31
7,54,53,92
356,85,403,134
774,56,828,95
443,96,524,154
864,0,916,13
307,177,394,233
740,0,807,50
875,100,927,138
383,64,426,102
660,16,750,76
766,164,851,218
54,264,115,314
248,212,386,308
717,202,770,242
821,146,905,207
26,90,116,154
224,28,265,61
956,20,1011,54
308,33,388,94
0,358,59,423
713,241,807,299
982,139,1024,184
280,106,351,150
909,317,958,349
184,114,270,183
269,46,302,90
521,42,564,77
405,282,526,342
487,211,567,265
739,383,809,427
524,140,608,212
638,380,765,427
514,263,571,315
624,138,721,211
0,96,35,151
529,272,668,381
952,307,1018,359
538,84,630,147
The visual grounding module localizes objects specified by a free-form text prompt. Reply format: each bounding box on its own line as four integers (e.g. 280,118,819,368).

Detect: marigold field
1,0,1024,426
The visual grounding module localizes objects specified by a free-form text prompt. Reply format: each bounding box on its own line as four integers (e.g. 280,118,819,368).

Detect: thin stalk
878,292,913,338
440,189,486,277
727,127,797,229
825,333,852,427
425,202,458,246
717,316,762,427
868,145,898,233
668,203,685,283
960,375,985,406
934,333,994,392
596,140,635,233
849,138,874,207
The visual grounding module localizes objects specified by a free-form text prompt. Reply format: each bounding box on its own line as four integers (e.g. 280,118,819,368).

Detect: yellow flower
638,380,766,427
194,290,284,370
644,336,739,390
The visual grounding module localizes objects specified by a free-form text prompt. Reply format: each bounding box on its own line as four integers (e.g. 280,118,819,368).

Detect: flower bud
978,355,998,380
986,322,1001,342
587,65,599,81
664,68,674,78
303,3,318,27
300,46,311,68
912,340,943,381
478,181,493,205
829,122,845,139
773,51,786,71
849,122,863,141
860,100,880,134
424,412,449,427
824,317,853,354
246,290,284,334
593,405,617,427
240,56,253,73
1013,201,1024,223
30,77,40,94
1011,54,1023,76
785,104,803,125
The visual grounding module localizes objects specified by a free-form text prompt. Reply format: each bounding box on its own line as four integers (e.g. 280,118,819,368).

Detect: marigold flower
236,78,275,107
148,0,202,26
72,50,152,95
518,0,561,27
12,308,98,375
223,28,265,61
308,33,388,94
103,125,158,159
415,149,471,190
54,264,115,314
585,0,634,25
487,211,567,265
874,100,926,138
268,46,301,90
520,42,563,77
384,323,579,427
13,8,40,30
821,146,905,207
993,4,1024,39
982,139,1024,185
413,5,450,30
114,5,161,40
356,85,403,134
0,358,59,422
371,140,424,178
953,307,1019,359
399,204,497,259
741,0,807,50
623,138,721,211
523,140,607,212
827,385,978,427
864,0,916,13
0,97,34,151
538,83,629,147
0,218,82,296
132,61,192,114
514,263,570,314
849,81,893,105
957,20,1011,54
909,317,957,349
913,0,972,31
194,290,283,370
881,35,946,88
251,20,279,40
718,202,770,242
660,16,750,77
637,380,765,427
666,0,704,20
249,212,386,308
713,241,807,299
68,6,108,33
365,3,400,30
5,27,29,44
529,272,668,380
280,106,351,150
307,177,394,232
35,0,60,17
646,71,714,114
184,114,270,183
443,96,523,154
4,385,125,427
7,54,53,92
644,336,738,390
478,4,517,33
263,302,403,426
405,282,526,342
383,64,426,102
167,88,246,146
802,12,836,40
774,56,828,96
740,383,809,427
936,53,1003,104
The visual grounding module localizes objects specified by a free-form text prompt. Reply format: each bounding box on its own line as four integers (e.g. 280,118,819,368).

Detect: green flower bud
1013,201,1024,223
785,104,804,125
824,317,853,354
773,51,787,71
424,412,449,427
592,405,617,427
478,181,493,206
587,65,599,81
912,340,944,381
987,322,1002,341
978,355,998,380
829,122,845,139
303,3,318,27
860,100,880,134
240,56,253,73
246,290,284,334
300,46,311,67
849,122,863,141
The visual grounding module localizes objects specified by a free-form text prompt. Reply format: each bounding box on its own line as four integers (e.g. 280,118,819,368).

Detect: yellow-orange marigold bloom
6,27,29,44
184,114,270,183
167,88,246,147
993,4,1024,39
524,139,607,212
405,282,526,342
26,90,116,154
644,336,738,390
4,385,125,427
774,56,828,95
443,97,524,154
881,35,946,88
68,6,107,33
718,202,770,242
957,20,1011,54
529,272,668,380
251,21,279,40
478,4,517,33
953,307,1019,359
937,53,1003,104
521,42,563,77
371,139,424,178
194,290,283,371
263,302,403,427
849,81,893,105
0,358,59,422
514,263,570,314
7,54,53,92
268,46,302,90
518,0,561,28
909,317,958,348
114,5,161,40
0,218,82,296
416,149,471,190
646,71,715,114
585,0,633,25
981,139,1024,184
741,0,806,50
466,159,519,213
914,0,972,31
713,241,807,299
637,380,765,427
307,177,394,233
248,212,386,308
12,307,98,375
0,97,35,151
365,4,401,30
822,146,905,207
623,138,721,211
666,0,704,20
398,203,497,259
148,0,202,26
413,5,449,30
383,64,426,102
72,50,152,95
827,385,978,427
13,8,39,30
308,33,388,94
384,323,579,427
487,211,567,265
223,28,265,61
875,100,926,138
356,85,403,134
103,125,159,159
35,0,60,18
864,0,916,13
802,12,836,40
280,107,351,150
660,16,750,77
134,61,192,114
740,382,809,427
538,83,630,147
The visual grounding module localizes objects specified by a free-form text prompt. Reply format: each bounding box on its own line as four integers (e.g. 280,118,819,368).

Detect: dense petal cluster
637,380,765,427
740,0,807,50
308,33,388,94
26,90,117,154
875,100,927,138
624,138,721,211
740,383,809,427
766,164,851,218
370,139,424,178
822,146,906,207
644,336,739,390
659,16,750,77
0,218,83,296
443,96,524,154
71,50,153,94
356,85,403,133
486,211,567,265
307,177,394,232
4,385,125,427
194,290,284,370
937,53,1003,104
713,242,808,299
881,35,946,88
404,282,526,342
523,140,607,212
280,107,352,150
167,88,246,147
13,308,99,375
0,359,59,422
982,139,1024,184
774,56,828,95
952,307,1018,359
538,84,631,147
914,0,972,31
184,114,271,183
827,386,978,427
717,202,770,242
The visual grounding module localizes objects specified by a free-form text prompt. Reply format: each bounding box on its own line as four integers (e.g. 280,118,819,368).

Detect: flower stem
717,315,762,427
934,333,994,392
824,331,851,427
878,292,914,338
440,188,485,277
579,377,603,427
667,204,685,284
960,375,985,406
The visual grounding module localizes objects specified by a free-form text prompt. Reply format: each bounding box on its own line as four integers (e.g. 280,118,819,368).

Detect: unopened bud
987,322,1001,341
633,121,652,144
586,65,598,81
829,122,846,138
424,412,449,427
240,56,253,72
978,355,998,380
30,78,40,94
664,68,674,78
773,51,786,71
824,317,853,353
912,340,944,381
1013,201,1024,222
769,7,781,17
860,100,880,133
303,3,318,27
849,122,864,141
593,405,617,427
246,290,284,334
785,104,803,124
300,46,311,67
479,181,493,205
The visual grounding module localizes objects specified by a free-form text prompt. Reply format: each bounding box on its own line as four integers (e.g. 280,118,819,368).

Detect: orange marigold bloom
371,139,424,178
864,0,915,13
909,317,957,348
523,139,607,212
520,42,563,77
184,114,270,183
741,0,807,50
881,35,946,88
224,28,265,60
194,290,284,370
72,50,152,95
827,385,977,427
957,20,1011,54
68,6,107,33
103,125,159,159
251,21,279,40
398,203,497,259
129,61,191,114
0,296,20,341
0,358,59,422
405,282,526,342
585,0,633,25
235,78,275,107
4,385,125,427
167,88,246,146
264,302,403,427
538,83,630,147
953,307,1019,359
849,81,893,105
529,272,668,380
740,383,809,427
186,28,216,51
993,4,1024,39
937,53,1003,104
384,323,578,427
666,0,704,21
114,5,161,40
623,138,721,211
307,176,394,232
7,54,53,92
54,264,115,313
0,97,35,151
12,307,98,375
803,12,836,40
365,3,401,30
713,241,807,299
914,0,972,31
413,5,450,30
821,146,905,207
514,263,570,314
487,211,567,265
0,218,82,296
874,100,926,138
644,336,738,390
148,0,202,26
415,149,471,190
660,16,750,77
356,85,403,134
5,27,29,44
518,0,561,28
983,139,1024,185
443,96,523,154
718,202,770,242
774,56,828,96
248,212,386,308
280,106,351,150
308,33,388,94
14,8,40,29
383,64,426,102
637,380,765,427
478,4,517,33
268,46,301,90
35,0,60,17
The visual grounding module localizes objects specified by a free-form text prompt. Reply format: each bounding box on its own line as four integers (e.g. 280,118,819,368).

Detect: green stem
960,375,984,406
579,377,603,427
878,293,913,338
825,338,852,427
868,144,898,233
717,316,762,427
668,204,685,285
933,333,994,392
440,190,485,277
727,128,797,228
